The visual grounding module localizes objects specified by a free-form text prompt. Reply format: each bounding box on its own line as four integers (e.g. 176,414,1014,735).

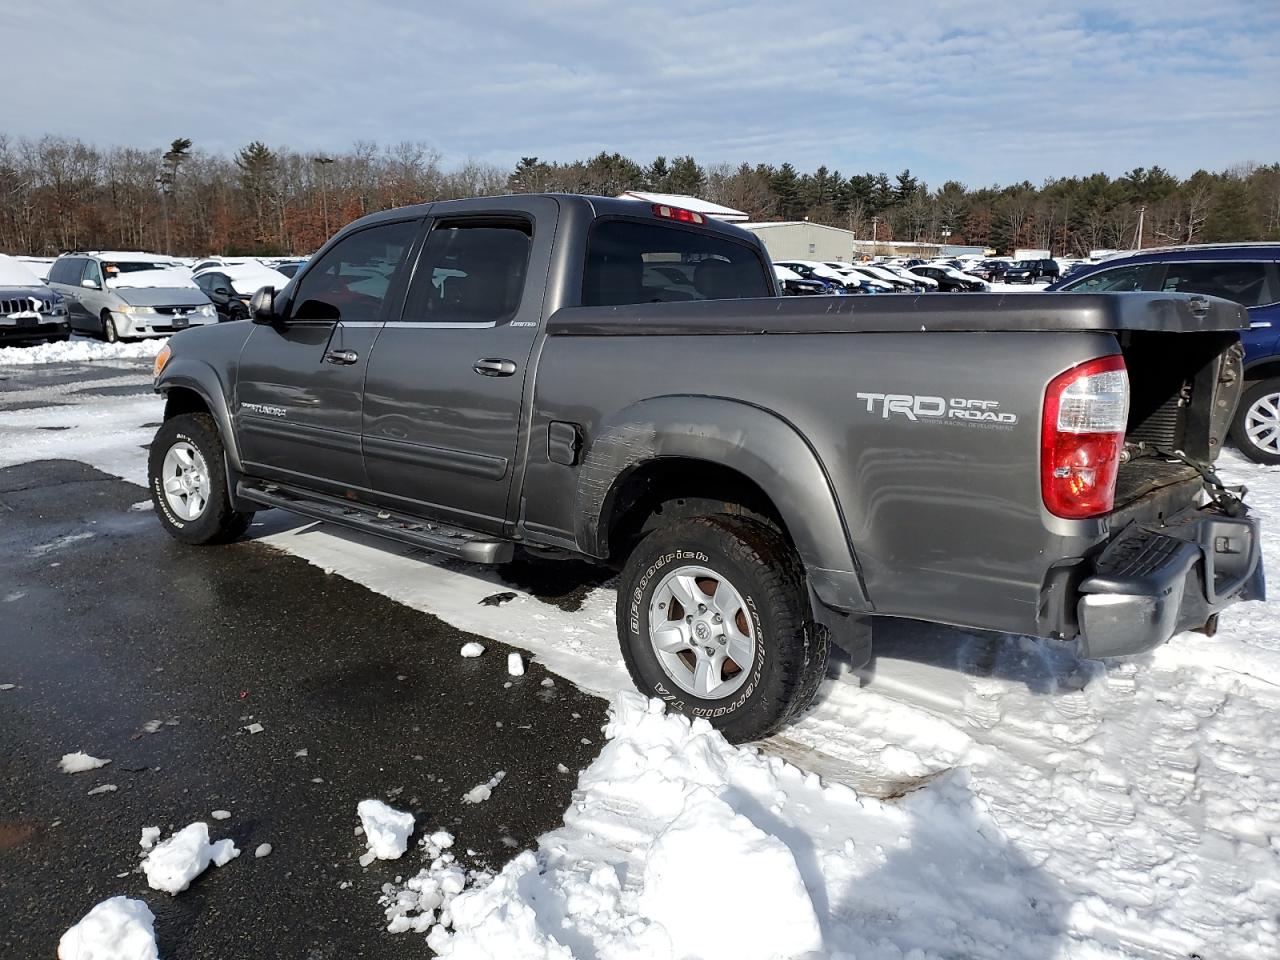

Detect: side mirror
249,286,278,324
81,278,100,289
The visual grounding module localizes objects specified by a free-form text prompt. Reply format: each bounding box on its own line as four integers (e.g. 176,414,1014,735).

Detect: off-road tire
1230,378,1280,465
616,515,828,743
149,413,253,544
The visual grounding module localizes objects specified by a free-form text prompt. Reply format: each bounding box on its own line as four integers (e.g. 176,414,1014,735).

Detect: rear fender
578,396,870,613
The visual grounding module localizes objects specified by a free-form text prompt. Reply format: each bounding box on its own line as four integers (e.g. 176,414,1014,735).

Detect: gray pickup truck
148,194,1264,741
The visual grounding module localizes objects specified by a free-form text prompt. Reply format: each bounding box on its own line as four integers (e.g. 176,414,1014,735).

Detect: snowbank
0,338,165,366
141,823,239,895
358,799,415,864
57,896,158,960
426,694,1060,958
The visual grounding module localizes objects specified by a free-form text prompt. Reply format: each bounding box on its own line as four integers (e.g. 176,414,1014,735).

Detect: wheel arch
156,359,250,509
578,396,870,613
1242,358,1280,386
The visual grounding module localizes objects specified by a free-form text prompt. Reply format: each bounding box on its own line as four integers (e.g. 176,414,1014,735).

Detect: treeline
2,134,1277,257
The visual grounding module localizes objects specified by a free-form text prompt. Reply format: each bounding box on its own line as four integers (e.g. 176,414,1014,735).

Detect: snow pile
461,771,505,804
59,752,111,774
0,338,165,366
380,831,470,936
507,653,524,676
57,896,158,960
430,693,1073,959
459,642,485,658
357,799,415,865
141,823,239,895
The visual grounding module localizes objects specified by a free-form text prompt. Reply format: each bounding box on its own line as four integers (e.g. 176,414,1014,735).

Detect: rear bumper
1075,506,1264,659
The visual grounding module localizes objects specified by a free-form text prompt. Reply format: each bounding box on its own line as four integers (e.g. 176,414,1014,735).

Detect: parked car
147,194,1260,742
825,262,916,292
190,256,263,275
967,259,1009,283
1049,243,1280,463
774,260,864,293
1003,259,1061,284
193,264,292,322
910,264,987,292
774,265,831,296
46,252,216,342
0,254,69,345
15,256,57,282
272,259,308,279
877,263,939,290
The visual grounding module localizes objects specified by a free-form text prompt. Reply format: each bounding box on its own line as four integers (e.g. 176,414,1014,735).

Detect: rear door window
1153,260,1274,308
398,219,532,324
583,219,772,306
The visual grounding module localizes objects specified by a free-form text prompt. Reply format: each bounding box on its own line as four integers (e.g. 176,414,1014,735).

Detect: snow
194,264,290,295
105,267,198,290
506,652,524,676
0,253,42,287
60,752,111,774
57,896,158,960
461,771,505,805
380,831,470,935
459,642,485,658
254,843,273,858
637,789,823,960
141,822,240,895
211,809,231,820
0,338,164,366
86,784,118,796
357,799,416,864
139,827,160,850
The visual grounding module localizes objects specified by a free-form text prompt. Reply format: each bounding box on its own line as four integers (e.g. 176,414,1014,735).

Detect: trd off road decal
855,392,1018,426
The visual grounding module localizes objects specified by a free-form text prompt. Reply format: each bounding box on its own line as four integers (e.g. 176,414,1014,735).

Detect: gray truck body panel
154,193,1261,659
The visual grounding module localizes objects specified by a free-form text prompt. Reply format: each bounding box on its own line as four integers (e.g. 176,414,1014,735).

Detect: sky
3,0,1278,187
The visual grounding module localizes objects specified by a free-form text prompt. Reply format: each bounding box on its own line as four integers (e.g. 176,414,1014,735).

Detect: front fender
578,395,870,612
156,356,242,472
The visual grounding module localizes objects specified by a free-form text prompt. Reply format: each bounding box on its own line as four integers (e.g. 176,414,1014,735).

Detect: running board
236,481,514,564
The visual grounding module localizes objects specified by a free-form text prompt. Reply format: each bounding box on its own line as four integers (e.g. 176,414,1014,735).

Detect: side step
237,481,514,564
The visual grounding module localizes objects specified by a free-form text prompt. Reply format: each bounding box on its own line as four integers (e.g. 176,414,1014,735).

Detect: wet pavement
0,458,608,958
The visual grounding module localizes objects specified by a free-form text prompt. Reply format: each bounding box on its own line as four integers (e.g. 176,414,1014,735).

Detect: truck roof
347,193,762,246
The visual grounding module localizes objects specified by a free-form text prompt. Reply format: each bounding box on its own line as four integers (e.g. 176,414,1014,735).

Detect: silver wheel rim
160,441,212,521
1245,391,1280,455
648,564,756,700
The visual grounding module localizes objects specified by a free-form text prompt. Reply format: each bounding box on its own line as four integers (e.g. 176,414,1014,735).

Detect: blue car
1049,244,1280,463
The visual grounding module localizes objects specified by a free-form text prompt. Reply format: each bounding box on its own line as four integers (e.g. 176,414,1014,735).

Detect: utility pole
1134,205,1145,251
155,173,173,253
313,156,335,237
871,215,880,246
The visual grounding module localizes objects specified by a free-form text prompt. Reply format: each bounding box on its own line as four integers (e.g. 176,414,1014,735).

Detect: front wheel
616,516,828,743
149,413,254,544
1231,379,1280,465
101,311,119,343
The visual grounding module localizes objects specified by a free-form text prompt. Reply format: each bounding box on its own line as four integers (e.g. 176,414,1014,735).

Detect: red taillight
1041,354,1129,519
652,203,705,225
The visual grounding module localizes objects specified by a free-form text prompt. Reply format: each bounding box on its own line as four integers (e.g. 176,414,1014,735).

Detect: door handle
324,349,359,365
474,358,517,377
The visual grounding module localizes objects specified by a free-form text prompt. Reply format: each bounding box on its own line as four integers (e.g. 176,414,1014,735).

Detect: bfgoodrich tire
616,516,828,743
1231,378,1280,465
149,413,253,545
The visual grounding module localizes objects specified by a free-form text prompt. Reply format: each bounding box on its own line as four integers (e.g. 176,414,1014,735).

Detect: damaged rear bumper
1075,506,1264,659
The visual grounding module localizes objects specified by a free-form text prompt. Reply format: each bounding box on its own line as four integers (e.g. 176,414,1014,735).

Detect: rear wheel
1231,379,1280,465
616,515,828,743
100,311,119,343
149,413,254,544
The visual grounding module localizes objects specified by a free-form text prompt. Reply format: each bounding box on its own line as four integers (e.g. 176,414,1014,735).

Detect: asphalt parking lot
0,455,607,958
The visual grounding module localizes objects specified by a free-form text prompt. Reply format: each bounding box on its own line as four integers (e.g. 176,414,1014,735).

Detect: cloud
3,0,1277,185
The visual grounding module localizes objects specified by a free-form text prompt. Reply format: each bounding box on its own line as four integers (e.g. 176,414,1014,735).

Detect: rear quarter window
583,219,773,307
